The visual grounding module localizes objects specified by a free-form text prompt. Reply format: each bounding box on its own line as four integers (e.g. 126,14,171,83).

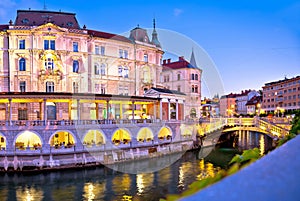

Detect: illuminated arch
137,127,154,142
83,130,106,146
112,129,131,145
50,130,76,147
158,127,172,140
181,127,193,137
15,131,42,150
0,133,6,150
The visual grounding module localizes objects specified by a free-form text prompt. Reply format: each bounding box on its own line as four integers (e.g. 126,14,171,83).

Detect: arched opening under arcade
0,134,6,150
112,129,131,145
137,127,153,142
180,126,193,138
83,130,106,146
50,131,76,148
15,131,42,150
158,127,172,140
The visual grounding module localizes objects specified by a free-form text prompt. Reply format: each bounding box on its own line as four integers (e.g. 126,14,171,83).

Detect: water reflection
259,134,265,156
16,186,43,201
0,134,269,201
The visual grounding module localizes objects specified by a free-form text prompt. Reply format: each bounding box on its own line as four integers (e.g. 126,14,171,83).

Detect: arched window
94,64,100,75
100,64,106,75
177,73,181,81
73,60,79,73
46,81,54,92
195,74,198,80
19,58,26,71
195,85,198,93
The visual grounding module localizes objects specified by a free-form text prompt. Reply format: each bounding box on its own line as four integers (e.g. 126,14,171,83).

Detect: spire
151,18,161,48
190,48,197,68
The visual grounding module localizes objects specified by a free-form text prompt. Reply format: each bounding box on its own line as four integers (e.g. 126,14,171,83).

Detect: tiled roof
150,87,186,95
245,95,262,106
264,75,300,87
0,25,9,31
163,57,198,70
87,29,131,43
14,10,80,29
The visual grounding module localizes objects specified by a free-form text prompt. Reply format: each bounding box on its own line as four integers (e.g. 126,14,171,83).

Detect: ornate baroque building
161,52,202,118
0,9,164,120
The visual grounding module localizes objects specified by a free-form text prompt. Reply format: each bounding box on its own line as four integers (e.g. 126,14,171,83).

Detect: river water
0,131,274,201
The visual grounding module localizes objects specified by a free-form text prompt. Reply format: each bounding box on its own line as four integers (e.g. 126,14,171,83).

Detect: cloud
174,8,183,17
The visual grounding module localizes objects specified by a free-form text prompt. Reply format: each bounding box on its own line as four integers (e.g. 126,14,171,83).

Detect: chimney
179,56,184,61
163,59,166,65
167,59,171,63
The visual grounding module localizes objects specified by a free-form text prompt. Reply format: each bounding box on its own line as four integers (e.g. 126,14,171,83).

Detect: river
0,131,274,201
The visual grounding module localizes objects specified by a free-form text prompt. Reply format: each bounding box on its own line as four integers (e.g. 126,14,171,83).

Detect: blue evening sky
0,0,299,97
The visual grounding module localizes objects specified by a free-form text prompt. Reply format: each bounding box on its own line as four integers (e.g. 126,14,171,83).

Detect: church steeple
190,48,197,68
151,18,161,48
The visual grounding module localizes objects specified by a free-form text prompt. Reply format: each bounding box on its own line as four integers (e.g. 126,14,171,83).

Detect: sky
0,0,299,98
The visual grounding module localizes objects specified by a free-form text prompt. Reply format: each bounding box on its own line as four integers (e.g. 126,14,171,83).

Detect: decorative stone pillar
168,99,171,121
176,99,178,121
8,98,12,126
43,98,47,125
159,100,162,120
77,99,80,120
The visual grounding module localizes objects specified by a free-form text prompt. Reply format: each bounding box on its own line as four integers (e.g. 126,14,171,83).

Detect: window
19,39,25,49
119,49,124,58
177,74,181,81
195,85,198,93
119,49,127,58
124,50,128,59
94,64,100,75
191,74,195,80
118,66,123,76
119,85,123,95
124,86,129,96
73,42,78,52
19,58,26,71
164,75,170,82
192,85,195,93
95,45,99,55
18,108,28,120
101,84,106,94
123,66,129,78
195,74,198,80
144,54,148,62
46,81,54,92
19,81,26,92
118,66,129,78
44,40,55,50
100,64,106,75
73,60,79,73
100,46,105,55
44,58,54,70
177,86,181,92
73,82,79,93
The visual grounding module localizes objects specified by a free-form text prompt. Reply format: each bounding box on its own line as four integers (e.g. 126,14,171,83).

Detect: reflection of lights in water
87,183,95,201
136,174,145,195
178,162,192,188
178,166,184,188
16,186,43,201
259,135,265,156
206,163,215,177
122,174,131,191
26,190,33,201
83,182,106,201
